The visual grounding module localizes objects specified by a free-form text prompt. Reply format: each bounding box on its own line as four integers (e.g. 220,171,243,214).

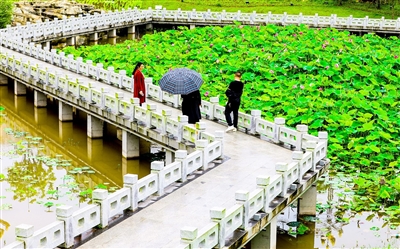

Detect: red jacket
133,70,146,104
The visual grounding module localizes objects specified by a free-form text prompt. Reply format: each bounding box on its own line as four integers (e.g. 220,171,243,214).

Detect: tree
0,0,13,29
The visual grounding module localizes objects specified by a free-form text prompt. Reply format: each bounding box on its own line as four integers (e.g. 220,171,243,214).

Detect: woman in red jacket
132,62,146,105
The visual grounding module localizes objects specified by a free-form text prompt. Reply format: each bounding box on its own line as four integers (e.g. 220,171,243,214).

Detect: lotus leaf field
62,24,400,219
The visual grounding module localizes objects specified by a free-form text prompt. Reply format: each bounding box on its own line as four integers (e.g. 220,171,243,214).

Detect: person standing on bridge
132,62,146,105
225,71,244,133
181,90,202,125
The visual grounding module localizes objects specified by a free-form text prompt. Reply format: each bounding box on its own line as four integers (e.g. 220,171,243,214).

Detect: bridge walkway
2,45,293,248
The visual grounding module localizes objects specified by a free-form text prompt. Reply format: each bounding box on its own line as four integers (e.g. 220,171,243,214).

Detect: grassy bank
77,0,400,19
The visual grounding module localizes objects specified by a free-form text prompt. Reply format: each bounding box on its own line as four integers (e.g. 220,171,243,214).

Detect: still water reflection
0,85,150,245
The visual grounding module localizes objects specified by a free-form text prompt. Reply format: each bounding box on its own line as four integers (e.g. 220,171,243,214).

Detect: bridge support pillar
66,37,75,46
190,24,196,30
146,23,153,30
14,80,26,95
87,114,104,138
298,184,317,216
90,33,99,41
42,41,51,49
251,216,277,249
128,26,136,34
122,130,140,158
59,102,73,121
34,90,47,107
108,29,117,38
59,120,73,142
87,137,104,162
34,107,47,125
0,74,8,85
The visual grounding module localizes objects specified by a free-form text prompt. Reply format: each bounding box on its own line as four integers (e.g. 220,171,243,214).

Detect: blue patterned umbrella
159,68,203,95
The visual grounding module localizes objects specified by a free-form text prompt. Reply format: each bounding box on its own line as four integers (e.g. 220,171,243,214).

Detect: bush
0,0,13,29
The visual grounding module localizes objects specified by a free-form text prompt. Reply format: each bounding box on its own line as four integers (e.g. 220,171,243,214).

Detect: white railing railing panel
29,221,65,249
107,188,131,218
72,204,101,237
137,173,158,202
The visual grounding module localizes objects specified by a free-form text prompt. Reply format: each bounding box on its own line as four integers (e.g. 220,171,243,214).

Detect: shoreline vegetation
75,0,400,19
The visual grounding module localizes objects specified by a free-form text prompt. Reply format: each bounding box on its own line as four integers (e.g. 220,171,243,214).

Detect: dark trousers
224,101,240,128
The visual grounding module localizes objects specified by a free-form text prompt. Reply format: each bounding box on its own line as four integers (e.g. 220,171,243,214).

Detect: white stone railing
1,8,399,43
0,45,327,152
3,140,223,249
180,136,329,248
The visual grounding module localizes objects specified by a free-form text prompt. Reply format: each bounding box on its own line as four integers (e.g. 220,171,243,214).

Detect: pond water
0,85,152,246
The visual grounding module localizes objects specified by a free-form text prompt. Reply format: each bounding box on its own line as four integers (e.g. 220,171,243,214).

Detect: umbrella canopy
159,68,203,95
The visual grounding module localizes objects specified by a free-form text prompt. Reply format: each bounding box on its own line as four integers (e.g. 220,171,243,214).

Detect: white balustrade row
1,8,399,45
0,39,134,89
4,142,223,249
180,136,329,248
0,45,326,151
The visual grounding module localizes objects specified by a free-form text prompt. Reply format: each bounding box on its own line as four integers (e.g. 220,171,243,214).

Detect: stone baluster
123,174,139,211
210,207,226,247
92,189,109,228
175,150,188,182
180,226,197,246
235,190,250,229
15,224,34,248
195,139,209,170
274,117,285,144
151,161,165,196
56,205,74,248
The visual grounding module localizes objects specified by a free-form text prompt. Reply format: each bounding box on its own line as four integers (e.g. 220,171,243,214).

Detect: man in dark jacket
225,72,243,132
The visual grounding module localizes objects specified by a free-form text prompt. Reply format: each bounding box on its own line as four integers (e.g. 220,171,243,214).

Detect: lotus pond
62,23,400,222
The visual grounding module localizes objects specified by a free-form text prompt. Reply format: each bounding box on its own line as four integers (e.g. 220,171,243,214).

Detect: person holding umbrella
181,90,202,124
132,62,146,105
158,68,204,124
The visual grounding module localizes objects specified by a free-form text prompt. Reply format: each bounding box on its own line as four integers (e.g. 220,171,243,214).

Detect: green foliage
63,24,400,212
0,0,13,29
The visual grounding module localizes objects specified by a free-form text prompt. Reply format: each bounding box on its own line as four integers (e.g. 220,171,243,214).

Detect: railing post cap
175,150,188,158
210,207,226,219
178,115,188,123
275,162,288,172
251,110,261,116
195,121,206,130
77,57,83,62
56,205,74,217
146,103,157,111
235,190,250,201
256,175,270,185
92,189,108,200
318,131,328,139
124,174,138,184
15,224,34,238
180,226,198,240
209,96,219,103
131,97,140,105
292,151,304,160
162,109,172,116
274,117,285,125
151,161,164,170
195,139,208,148
215,130,224,139
119,70,126,75
296,124,308,132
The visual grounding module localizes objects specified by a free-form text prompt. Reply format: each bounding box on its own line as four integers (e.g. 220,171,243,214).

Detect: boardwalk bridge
2,7,392,248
